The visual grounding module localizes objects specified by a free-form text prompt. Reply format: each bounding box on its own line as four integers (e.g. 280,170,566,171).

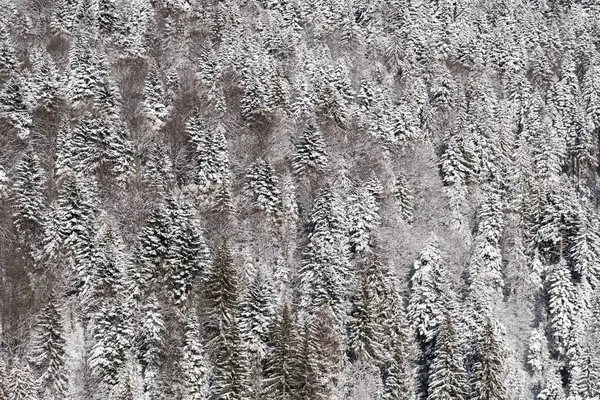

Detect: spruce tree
0,75,31,140
180,316,210,400
7,361,38,400
245,159,283,220
393,173,415,224
239,271,275,359
469,319,507,400
205,238,238,337
142,66,169,132
298,183,349,319
11,148,46,242
548,259,576,357
408,239,448,344
262,303,299,400
134,294,164,377
292,123,329,176
31,300,68,400
427,314,468,400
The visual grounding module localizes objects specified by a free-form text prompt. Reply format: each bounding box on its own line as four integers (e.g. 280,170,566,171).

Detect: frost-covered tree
89,299,132,385
239,271,275,360
179,316,210,400
30,300,67,399
7,361,38,400
347,179,382,256
548,259,576,357
187,113,231,199
427,314,468,400
245,159,283,220
135,294,164,378
11,148,46,242
0,75,31,139
347,259,386,364
292,123,329,176
469,319,507,400
299,183,349,319
142,66,169,132
393,173,414,224
204,238,238,337
262,303,299,400
408,239,448,344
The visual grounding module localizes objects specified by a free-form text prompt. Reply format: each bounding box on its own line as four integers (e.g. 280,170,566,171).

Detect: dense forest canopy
0,0,599,399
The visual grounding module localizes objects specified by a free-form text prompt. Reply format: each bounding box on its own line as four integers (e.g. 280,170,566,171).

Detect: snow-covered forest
0,0,599,398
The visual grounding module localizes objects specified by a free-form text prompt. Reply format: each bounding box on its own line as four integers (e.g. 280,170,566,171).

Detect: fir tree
292,123,329,176
299,183,349,319
245,159,283,220
239,271,275,360
262,303,299,400
427,314,468,400
31,300,67,399
548,259,576,357
11,148,46,242
135,294,164,377
7,361,37,400
180,316,210,400
469,319,507,400
205,238,238,337
142,66,169,132
408,239,448,344
347,179,382,256
0,75,31,140
393,173,415,224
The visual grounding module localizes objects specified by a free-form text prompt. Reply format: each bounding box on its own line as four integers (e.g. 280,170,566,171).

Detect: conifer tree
135,294,164,377
292,123,329,176
239,271,275,360
393,173,415,224
347,179,381,256
11,148,46,242
262,303,299,400
246,159,283,220
347,259,386,364
180,316,210,400
7,361,38,400
209,314,249,400
142,66,169,132
299,183,349,319
469,319,507,400
0,75,31,140
408,239,448,344
548,259,576,357
187,113,231,199
89,299,133,385
205,238,238,337
31,300,68,400
427,314,468,400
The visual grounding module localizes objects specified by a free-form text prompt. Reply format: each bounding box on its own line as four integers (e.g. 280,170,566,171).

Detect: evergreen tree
427,314,468,400
548,259,576,357
347,179,382,256
180,316,210,400
298,183,349,319
7,361,38,400
245,159,283,220
239,271,275,359
142,66,169,132
469,319,507,400
205,238,238,337
408,239,448,344
209,314,249,400
262,303,299,400
89,299,132,385
347,259,386,364
31,300,68,400
393,173,415,224
381,297,415,400
0,75,31,139
187,113,231,199
135,294,164,377
292,123,329,176
11,148,46,242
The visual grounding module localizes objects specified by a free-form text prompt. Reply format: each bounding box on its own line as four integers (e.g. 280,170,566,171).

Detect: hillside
0,0,599,399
